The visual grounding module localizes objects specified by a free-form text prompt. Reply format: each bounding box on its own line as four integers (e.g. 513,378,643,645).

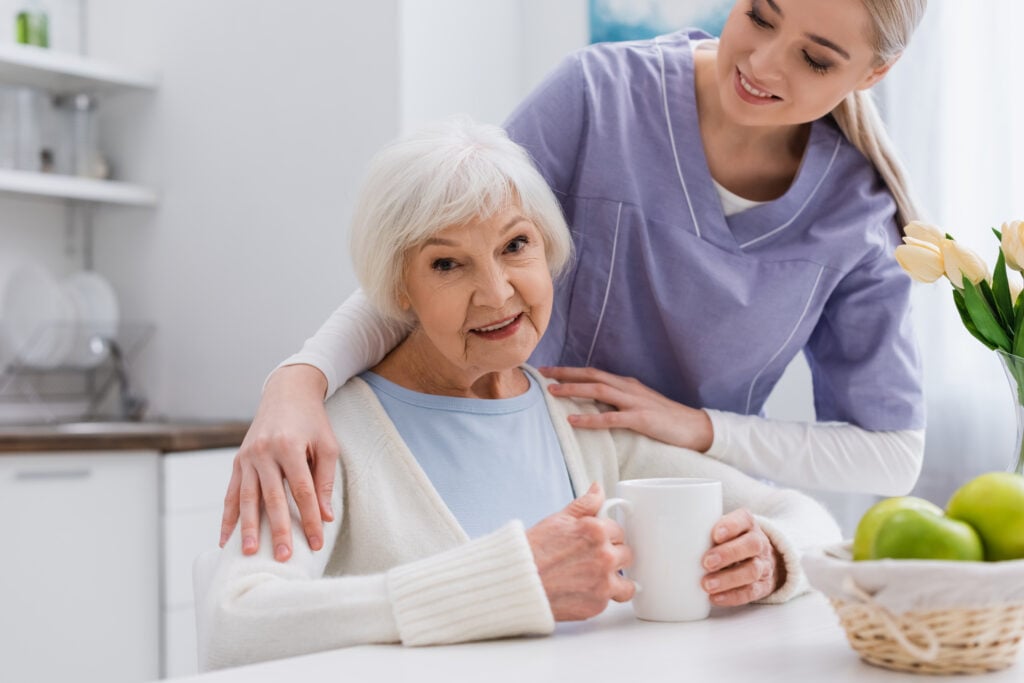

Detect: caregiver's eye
745,7,772,30
803,51,832,75
431,258,458,272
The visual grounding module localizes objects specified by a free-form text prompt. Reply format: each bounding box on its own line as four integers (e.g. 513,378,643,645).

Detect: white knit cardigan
199,366,841,670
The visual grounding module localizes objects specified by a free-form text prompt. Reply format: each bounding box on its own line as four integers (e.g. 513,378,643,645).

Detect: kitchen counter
167,592,1022,682
0,419,250,453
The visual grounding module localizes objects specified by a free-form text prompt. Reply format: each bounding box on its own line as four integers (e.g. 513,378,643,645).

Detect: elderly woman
200,118,840,669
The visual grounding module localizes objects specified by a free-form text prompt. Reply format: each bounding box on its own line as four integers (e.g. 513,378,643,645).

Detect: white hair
830,0,927,228
350,116,572,321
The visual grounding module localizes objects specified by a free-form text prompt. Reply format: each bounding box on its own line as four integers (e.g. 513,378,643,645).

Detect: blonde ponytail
831,0,927,230
831,89,919,228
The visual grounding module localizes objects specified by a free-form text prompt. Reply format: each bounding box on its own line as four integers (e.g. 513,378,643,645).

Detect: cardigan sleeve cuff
386,520,555,646
751,514,809,604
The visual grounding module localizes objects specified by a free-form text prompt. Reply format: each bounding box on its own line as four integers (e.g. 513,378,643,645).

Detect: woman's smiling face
399,203,553,384
716,0,893,127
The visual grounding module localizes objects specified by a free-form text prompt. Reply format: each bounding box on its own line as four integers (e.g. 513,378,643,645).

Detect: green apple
873,508,984,561
852,496,943,561
946,472,1024,561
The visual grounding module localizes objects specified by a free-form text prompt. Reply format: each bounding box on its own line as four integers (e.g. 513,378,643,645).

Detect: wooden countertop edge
0,422,251,453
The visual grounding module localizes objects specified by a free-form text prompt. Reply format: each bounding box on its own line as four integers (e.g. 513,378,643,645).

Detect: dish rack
0,320,154,424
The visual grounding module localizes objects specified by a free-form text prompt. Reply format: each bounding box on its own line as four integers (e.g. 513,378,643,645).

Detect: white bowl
62,271,120,368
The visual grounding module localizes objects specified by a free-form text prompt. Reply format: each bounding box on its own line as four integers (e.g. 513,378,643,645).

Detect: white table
168,592,1021,682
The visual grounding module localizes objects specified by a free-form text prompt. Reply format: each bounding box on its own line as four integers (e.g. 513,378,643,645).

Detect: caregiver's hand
219,364,338,562
526,483,635,621
540,366,714,452
701,508,785,606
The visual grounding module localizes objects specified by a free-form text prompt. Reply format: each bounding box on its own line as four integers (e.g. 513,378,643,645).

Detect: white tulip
941,239,989,287
1001,220,1024,272
903,221,945,248
901,236,939,250
895,240,944,283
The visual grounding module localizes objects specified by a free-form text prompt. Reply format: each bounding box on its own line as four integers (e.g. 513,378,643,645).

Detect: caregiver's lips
470,314,522,340
734,68,780,105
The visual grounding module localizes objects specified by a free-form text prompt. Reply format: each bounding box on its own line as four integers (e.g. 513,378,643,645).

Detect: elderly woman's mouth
470,313,523,339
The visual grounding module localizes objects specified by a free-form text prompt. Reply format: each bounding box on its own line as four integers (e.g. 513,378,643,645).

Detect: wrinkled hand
701,508,785,606
219,364,338,562
539,366,714,452
526,483,636,621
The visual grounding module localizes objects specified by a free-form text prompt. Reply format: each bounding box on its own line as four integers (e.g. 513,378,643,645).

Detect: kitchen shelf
0,168,157,206
0,42,157,94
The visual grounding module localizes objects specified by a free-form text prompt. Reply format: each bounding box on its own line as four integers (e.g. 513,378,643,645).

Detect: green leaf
992,248,1015,331
980,279,1000,313
962,276,1012,351
1014,292,1024,360
1016,283,1024,327
953,288,997,351
946,233,956,240
1014,296,1024,357
993,227,1004,241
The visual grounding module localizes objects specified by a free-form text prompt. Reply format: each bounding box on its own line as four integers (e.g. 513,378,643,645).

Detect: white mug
599,477,723,622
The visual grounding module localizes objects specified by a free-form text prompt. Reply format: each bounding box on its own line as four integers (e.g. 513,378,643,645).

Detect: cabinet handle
15,469,93,481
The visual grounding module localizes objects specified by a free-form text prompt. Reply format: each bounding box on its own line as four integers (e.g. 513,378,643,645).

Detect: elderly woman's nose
472,264,515,307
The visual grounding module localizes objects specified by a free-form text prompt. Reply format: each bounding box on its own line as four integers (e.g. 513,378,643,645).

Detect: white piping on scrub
740,137,842,249
655,36,702,239
585,201,623,367
744,265,825,414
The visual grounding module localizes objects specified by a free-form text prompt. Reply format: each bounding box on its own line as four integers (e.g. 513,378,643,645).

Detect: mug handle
597,497,642,594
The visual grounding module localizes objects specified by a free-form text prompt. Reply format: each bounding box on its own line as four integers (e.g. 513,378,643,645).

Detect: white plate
62,271,120,367
0,261,76,368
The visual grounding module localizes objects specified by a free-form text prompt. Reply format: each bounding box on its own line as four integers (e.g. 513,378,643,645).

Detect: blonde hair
350,116,572,322
830,0,927,228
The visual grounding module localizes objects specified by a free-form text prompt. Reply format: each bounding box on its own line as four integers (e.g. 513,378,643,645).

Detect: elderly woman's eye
505,236,529,253
432,258,457,272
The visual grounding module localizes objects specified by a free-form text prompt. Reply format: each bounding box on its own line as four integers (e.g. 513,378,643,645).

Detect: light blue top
361,370,574,538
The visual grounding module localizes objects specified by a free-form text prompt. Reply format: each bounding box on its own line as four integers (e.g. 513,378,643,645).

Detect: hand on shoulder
220,364,338,561
539,366,714,452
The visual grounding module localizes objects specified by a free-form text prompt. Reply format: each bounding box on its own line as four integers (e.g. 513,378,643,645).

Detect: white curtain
881,0,1024,506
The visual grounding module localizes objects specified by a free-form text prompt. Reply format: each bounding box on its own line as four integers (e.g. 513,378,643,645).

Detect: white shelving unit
0,42,157,94
0,42,158,206
0,167,157,206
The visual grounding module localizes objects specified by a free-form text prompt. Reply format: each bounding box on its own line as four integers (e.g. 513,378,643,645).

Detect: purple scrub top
506,30,923,431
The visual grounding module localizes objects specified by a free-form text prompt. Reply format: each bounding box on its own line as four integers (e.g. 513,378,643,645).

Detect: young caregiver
221,0,929,561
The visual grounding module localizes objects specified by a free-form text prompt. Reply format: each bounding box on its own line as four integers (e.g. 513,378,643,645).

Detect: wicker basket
803,544,1024,675
830,593,1024,674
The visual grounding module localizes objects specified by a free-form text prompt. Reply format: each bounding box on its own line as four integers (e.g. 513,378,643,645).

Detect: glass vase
996,349,1024,475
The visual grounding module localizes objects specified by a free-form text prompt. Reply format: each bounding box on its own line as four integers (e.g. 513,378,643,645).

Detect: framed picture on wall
589,0,732,43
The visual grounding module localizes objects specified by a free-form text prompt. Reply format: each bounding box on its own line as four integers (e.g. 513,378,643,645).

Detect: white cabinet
0,450,160,683
161,447,236,678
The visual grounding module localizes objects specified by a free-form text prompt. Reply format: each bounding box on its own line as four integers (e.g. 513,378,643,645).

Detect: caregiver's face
716,0,892,126
400,203,552,379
